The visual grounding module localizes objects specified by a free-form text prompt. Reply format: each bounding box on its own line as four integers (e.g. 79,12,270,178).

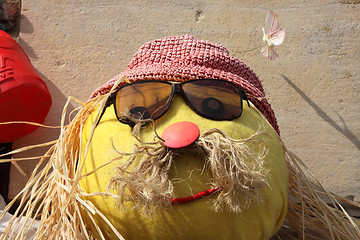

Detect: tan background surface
9,0,359,201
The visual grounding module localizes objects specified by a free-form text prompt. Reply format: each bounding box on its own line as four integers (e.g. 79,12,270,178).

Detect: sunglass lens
114,82,173,123
182,80,243,120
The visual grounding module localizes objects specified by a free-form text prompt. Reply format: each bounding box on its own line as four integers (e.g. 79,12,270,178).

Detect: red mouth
171,188,220,204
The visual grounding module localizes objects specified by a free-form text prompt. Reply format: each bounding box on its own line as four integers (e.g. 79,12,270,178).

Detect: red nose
161,121,200,148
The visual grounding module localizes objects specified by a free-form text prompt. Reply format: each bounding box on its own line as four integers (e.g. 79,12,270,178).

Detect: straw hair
0,75,359,239
197,128,268,212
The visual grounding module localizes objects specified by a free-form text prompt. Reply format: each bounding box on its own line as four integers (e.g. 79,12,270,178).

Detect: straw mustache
108,123,269,213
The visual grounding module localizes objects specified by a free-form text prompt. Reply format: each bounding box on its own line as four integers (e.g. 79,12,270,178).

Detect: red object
171,188,220,204
161,121,200,149
0,30,51,143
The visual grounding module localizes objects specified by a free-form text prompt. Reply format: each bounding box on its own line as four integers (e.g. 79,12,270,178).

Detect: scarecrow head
80,35,288,239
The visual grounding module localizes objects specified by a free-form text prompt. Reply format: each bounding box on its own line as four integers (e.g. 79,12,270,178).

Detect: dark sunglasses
98,79,249,126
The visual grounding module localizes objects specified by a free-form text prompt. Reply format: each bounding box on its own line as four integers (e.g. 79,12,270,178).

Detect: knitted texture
91,35,279,134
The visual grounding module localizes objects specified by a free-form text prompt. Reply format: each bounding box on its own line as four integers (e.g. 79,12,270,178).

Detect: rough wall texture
9,0,359,201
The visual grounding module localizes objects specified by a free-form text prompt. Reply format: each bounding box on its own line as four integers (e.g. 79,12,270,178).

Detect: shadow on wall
17,14,37,58
281,75,360,150
38,70,76,126
18,12,76,129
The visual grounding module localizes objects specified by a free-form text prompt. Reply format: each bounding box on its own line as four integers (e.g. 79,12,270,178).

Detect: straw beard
108,123,269,213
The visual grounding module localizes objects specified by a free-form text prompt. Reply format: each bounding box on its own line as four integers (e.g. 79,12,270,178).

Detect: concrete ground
7,0,360,209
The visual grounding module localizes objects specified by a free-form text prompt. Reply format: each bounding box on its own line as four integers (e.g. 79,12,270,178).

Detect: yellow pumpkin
79,93,288,240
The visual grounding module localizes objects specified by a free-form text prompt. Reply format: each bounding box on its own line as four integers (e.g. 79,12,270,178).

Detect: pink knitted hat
91,35,279,134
